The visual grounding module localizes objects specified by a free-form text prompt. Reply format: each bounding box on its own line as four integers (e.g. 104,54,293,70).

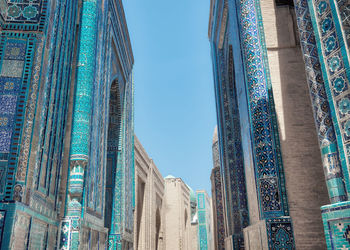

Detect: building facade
210,127,225,250
0,0,135,249
209,0,334,249
163,176,198,250
294,0,350,249
134,136,165,250
196,190,214,250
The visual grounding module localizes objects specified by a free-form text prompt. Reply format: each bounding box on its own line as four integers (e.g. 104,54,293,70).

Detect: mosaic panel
69,0,97,160
214,42,249,243
294,0,347,202
198,211,206,224
328,218,350,249
335,0,350,48
266,218,295,250
59,220,71,250
1,60,24,78
4,0,48,31
238,0,289,217
34,0,78,204
260,178,281,212
0,130,11,152
321,202,350,250
0,0,134,249
0,33,36,201
212,167,225,250
109,72,134,242
197,193,205,209
87,21,109,213
197,191,211,250
59,1,100,248
81,2,134,248
199,225,208,250
306,0,350,194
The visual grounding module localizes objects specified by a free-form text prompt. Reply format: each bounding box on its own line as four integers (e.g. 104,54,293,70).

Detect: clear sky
123,0,216,194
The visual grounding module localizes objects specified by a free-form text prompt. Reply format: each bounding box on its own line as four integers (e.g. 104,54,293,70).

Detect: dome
164,174,176,179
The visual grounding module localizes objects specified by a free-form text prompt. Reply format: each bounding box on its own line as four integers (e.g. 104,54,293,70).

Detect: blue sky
123,0,216,194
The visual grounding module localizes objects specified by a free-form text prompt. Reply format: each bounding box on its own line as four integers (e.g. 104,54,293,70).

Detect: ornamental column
59,0,97,249
295,0,350,248
237,0,295,248
294,0,347,203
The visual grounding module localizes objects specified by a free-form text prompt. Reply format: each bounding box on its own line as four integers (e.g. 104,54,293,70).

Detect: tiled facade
300,0,350,248
0,0,135,249
196,190,214,250
209,0,334,249
210,127,225,250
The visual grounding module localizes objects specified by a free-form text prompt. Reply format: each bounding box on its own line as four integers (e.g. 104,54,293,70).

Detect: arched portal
104,78,122,230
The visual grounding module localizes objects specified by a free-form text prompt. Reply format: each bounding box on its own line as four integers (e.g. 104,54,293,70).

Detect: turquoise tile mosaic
292,0,350,248
209,0,296,249
197,191,211,250
322,201,350,249
0,0,135,249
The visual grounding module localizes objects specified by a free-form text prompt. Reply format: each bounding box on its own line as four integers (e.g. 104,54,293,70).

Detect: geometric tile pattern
211,166,225,250
214,41,249,249
307,0,350,194
106,58,134,248
0,38,27,155
0,0,134,250
294,0,347,203
87,14,110,213
321,201,350,250
238,0,289,217
210,0,297,249
34,0,73,201
0,33,35,202
329,218,350,249
197,192,210,250
4,0,48,31
60,0,105,249
336,0,350,49
266,218,295,250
